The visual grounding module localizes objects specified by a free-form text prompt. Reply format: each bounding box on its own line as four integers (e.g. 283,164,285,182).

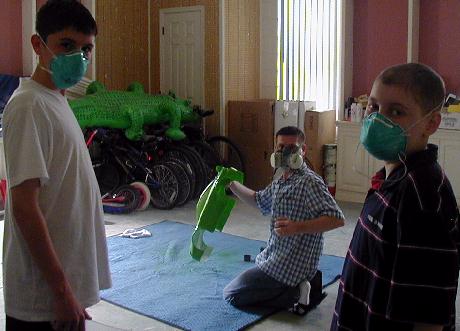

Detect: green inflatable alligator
68,81,201,140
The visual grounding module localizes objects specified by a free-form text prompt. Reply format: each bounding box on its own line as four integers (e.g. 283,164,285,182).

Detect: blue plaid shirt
255,164,344,286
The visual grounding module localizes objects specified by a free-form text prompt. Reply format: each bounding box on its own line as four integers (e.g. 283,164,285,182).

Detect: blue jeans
223,266,299,309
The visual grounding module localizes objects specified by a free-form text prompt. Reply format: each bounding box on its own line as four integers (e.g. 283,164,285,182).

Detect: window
277,0,342,110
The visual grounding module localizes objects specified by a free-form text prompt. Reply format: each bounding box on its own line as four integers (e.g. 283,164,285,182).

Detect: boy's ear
300,143,307,156
31,34,43,56
425,111,441,136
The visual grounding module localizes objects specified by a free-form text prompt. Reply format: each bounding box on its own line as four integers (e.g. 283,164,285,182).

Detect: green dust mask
360,112,407,161
40,37,89,89
50,52,88,89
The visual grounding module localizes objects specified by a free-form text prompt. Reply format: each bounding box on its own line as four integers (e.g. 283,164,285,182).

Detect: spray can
323,144,337,196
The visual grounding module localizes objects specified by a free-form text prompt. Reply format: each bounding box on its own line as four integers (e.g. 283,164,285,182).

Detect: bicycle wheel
165,143,207,199
162,158,192,206
207,136,245,173
162,145,196,200
102,185,141,214
179,144,208,198
130,181,151,210
188,141,221,183
94,161,124,196
148,163,179,209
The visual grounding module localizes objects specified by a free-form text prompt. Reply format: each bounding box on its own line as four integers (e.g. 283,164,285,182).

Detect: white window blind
277,0,342,110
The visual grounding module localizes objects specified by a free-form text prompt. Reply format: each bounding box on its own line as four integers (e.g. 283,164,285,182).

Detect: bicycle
85,128,181,210
181,111,246,178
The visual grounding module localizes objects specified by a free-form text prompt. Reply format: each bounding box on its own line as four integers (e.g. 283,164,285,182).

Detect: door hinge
162,27,165,35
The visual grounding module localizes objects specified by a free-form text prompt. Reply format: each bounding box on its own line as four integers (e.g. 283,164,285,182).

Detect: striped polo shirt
331,144,459,331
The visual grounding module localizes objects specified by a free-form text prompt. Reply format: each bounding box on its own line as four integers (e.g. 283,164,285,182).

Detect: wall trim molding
219,0,226,135
22,0,36,76
407,0,420,62
148,0,152,93
82,0,97,80
339,0,354,121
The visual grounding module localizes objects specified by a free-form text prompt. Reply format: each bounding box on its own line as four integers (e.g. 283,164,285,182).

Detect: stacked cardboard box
274,101,299,133
227,100,275,190
302,110,336,176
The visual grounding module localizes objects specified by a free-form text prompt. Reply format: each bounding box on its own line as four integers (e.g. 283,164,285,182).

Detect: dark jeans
223,266,299,309
6,315,54,331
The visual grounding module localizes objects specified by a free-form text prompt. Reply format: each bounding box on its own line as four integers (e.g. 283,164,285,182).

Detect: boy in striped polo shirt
332,63,459,331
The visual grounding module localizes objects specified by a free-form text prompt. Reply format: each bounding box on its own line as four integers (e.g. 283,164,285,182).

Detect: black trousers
6,315,54,331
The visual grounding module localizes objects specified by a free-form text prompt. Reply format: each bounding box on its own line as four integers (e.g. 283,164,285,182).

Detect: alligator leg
165,105,186,141
124,105,145,140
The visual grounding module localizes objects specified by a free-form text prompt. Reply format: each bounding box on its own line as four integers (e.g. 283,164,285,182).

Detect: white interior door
160,6,204,107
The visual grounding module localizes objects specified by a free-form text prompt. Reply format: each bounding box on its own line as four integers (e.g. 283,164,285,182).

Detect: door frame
159,5,205,107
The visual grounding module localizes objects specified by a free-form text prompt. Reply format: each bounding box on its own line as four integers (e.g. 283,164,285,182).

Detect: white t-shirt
2,78,111,321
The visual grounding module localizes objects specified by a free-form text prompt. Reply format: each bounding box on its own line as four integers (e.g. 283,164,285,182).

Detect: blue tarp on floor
101,220,344,331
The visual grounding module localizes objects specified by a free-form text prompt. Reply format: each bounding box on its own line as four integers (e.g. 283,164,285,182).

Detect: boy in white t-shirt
2,1,111,330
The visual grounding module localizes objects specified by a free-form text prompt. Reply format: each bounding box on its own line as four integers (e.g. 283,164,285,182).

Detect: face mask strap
352,142,409,186
38,35,57,59
367,101,444,139
373,116,395,128
356,102,443,186
403,100,445,134
352,142,373,180
382,152,408,184
38,34,88,63
64,50,90,63
38,35,57,75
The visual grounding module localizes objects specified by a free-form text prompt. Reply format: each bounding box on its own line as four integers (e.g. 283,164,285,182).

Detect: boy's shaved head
376,63,445,114
276,126,305,144
36,0,97,42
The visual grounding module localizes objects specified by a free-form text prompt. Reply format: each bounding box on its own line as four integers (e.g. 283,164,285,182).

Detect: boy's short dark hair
276,126,305,143
377,63,446,113
36,0,97,42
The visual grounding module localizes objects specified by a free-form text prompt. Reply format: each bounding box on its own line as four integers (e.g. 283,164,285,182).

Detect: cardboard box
440,112,460,130
298,101,316,129
274,101,299,134
302,110,336,176
227,100,275,190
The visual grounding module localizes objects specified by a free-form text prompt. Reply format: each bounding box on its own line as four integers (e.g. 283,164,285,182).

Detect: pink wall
352,0,408,96
352,0,460,97
36,0,80,8
0,0,80,77
2,0,459,95
419,0,460,94
0,1,23,76
36,0,47,9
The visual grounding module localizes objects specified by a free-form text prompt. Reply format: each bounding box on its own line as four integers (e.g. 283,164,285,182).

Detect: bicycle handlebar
200,110,214,117
193,105,214,118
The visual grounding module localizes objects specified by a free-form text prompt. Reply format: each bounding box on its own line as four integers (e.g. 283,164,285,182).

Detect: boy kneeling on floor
223,126,345,315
